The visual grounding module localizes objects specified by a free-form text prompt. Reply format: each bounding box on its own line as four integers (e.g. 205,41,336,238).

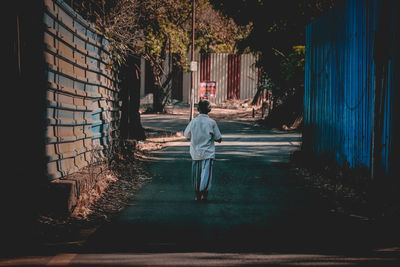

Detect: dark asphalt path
82,114,398,256
1,114,399,266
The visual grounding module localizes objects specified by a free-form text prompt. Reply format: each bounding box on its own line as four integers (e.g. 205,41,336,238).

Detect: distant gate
190,53,258,104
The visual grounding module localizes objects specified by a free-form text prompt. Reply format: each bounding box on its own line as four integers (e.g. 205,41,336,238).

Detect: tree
195,1,251,54
211,0,339,127
68,0,247,139
119,55,146,140
102,0,248,112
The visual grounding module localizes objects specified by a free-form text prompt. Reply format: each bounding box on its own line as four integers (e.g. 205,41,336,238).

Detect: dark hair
197,99,211,114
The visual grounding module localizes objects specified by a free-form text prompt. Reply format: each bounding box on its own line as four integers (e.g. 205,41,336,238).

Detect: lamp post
189,0,196,121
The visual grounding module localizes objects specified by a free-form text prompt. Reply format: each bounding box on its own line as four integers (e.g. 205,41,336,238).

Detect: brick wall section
44,0,119,180
43,0,120,213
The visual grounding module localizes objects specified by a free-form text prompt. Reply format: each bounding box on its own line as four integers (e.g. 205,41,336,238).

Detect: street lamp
189,0,196,121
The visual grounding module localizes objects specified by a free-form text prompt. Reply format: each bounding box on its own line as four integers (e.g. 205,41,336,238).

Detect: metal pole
189,0,195,121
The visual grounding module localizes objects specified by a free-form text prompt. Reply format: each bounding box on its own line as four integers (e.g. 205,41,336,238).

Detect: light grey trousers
192,159,214,192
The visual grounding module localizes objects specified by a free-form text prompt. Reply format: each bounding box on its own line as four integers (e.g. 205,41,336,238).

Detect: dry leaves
72,173,118,219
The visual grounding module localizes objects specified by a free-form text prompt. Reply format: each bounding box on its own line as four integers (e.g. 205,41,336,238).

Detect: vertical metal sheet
304,0,398,180
182,53,258,105
227,55,232,100
227,54,241,99
209,53,217,104
221,53,229,103
193,53,201,103
182,68,190,103
240,54,258,99
200,53,211,81
210,53,229,104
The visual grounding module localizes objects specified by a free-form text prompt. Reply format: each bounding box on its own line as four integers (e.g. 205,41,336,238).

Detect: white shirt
184,114,222,160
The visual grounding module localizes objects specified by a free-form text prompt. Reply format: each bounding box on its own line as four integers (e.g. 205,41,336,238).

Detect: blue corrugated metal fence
304,0,398,180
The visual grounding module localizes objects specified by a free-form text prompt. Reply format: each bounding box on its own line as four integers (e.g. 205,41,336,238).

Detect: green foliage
211,0,338,125
69,0,251,112
99,0,248,111
195,0,251,53
281,46,305,89
211,0,337,89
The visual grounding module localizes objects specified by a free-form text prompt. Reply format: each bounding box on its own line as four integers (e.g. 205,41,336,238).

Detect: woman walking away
184,99,222,201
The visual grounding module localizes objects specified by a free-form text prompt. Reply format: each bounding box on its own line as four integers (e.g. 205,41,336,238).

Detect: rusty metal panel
304,0,398,180
227,54,241,100
200,54,211,81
